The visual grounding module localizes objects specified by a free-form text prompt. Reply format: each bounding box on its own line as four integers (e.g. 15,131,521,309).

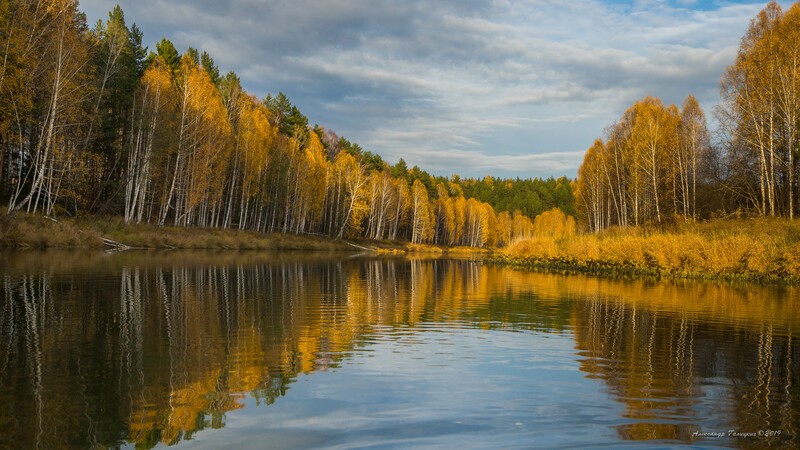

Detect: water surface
0,251,798,448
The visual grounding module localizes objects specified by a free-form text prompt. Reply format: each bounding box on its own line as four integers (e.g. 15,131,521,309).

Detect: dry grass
347,238,490,256
402,242,445,254
0,213,493,254
0,213,102,248
0,213,353,251
397,243,490,256
494,218,800,284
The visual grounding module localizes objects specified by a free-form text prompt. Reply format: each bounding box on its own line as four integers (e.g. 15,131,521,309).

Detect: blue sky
80,0,788,179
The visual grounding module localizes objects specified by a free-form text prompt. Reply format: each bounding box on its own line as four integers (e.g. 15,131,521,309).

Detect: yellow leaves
576,139,606,230
453,196,466,240
506,237,560,259
349,198,370,235
142,59,174,97
463,197,496,247
304,130,326,165
43,0,77,15
432,193,466,246
578,93,702,230
495,211,512,247
441,199,456,244
448,181,463,197
512,210,534,241
331,151,370,237
298,132,329,224
185,62,231,138
629,97,679,161
237,95,275,198
411,179,433,243
394,176,411,220
174,54,233,212
717,1,800,218
533,208,576,239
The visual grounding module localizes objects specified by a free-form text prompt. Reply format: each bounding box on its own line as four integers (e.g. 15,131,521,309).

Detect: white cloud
397,148,588,178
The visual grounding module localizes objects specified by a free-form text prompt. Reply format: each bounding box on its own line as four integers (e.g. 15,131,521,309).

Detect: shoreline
485,254,799,286
0,213,489,256
488,219,800,286
4,214,798,285
0,213,352,252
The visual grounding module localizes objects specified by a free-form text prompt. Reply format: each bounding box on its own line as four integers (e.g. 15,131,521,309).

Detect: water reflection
0,251,798,448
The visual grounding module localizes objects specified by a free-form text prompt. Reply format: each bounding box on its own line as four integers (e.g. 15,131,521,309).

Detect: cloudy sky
80,0,784,179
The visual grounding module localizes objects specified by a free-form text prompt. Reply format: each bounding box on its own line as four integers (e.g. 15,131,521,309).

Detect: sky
79,0,787,179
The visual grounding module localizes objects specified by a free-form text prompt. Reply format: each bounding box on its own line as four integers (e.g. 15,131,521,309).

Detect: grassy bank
489,218,800,284
0,213,491,255
4,214,798,283
360,239,490,256
0,213,353,251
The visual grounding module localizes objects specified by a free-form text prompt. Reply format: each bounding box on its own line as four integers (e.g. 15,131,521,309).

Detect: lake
0,251,798,448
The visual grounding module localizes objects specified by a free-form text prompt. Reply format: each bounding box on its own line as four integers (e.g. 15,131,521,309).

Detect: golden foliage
533,208,576,238
502,218,800,282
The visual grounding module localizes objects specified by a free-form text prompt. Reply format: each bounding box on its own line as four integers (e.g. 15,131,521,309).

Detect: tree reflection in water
0,251,797,448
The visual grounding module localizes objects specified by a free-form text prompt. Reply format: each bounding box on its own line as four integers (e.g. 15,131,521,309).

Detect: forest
0,1,576,249
576,1,800,231
3,1,799,252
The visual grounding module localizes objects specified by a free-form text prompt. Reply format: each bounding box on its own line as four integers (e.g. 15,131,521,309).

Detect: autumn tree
124,56,176,224
577,95,710,231
158,55,231,227
719,1,800,218
8,0,93,216
366,170,399,240
232,94,276,230
576,140,608,232
411,179,433,243
677,95,710,221
629,96,679,224
533,208,576,238
332,151,369,237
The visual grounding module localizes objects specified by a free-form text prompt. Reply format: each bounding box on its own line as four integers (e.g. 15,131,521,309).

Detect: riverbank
0,213,489,255
489,218,800,284
0,213,354,251
10,213,793,285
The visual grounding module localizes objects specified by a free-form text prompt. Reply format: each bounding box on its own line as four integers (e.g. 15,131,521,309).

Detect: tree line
457,175,575,219
576,1,800,231
0,1,585,247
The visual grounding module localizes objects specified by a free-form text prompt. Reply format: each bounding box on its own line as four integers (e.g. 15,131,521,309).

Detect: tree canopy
0,2,561,248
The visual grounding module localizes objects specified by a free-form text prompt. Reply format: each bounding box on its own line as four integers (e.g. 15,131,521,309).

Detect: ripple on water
0,253,797,449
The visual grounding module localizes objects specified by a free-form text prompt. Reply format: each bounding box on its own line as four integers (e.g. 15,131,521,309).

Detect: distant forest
577,1,800,231
0,1,573,247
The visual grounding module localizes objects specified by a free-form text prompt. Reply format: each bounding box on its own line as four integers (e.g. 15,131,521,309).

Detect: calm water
0,251,798,449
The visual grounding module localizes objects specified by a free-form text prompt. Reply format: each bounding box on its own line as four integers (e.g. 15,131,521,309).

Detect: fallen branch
101,237,130,250
343,240,377,252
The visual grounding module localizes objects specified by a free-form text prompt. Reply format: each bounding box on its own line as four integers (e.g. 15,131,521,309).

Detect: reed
493,218,800,284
